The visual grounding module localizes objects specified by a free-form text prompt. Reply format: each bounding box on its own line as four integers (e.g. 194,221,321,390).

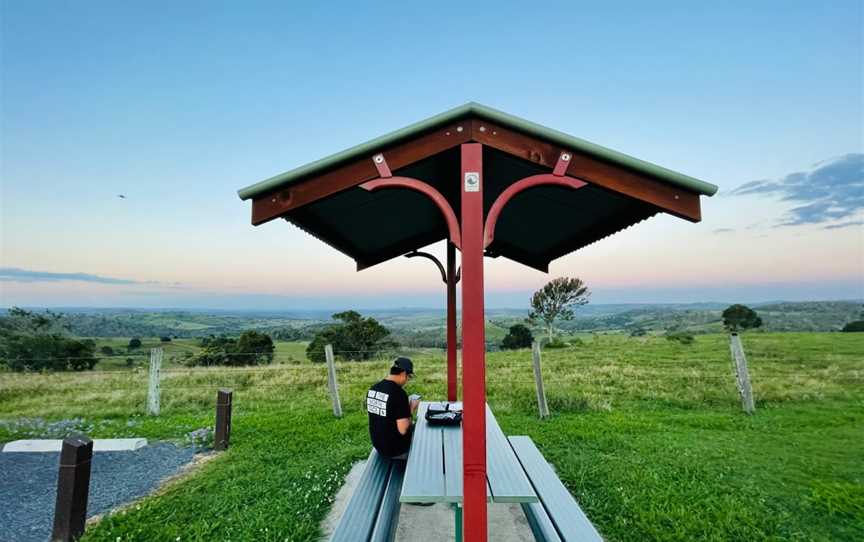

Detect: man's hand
409,399,419,414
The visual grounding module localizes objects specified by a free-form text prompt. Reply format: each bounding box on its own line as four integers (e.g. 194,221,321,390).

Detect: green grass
1,333,862,541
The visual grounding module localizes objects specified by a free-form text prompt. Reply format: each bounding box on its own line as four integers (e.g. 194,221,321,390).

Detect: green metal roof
237,102,717,200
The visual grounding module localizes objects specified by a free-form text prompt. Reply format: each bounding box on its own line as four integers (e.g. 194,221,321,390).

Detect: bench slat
400,403,446,502
443,424,492,502
370,460,405,542
521,502,563,542
486,406,537,502
509,436,602,542
330,449,392,542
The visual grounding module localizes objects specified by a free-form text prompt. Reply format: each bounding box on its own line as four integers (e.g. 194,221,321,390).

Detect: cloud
0,268,146,285
712,228,735,234
728,153,864,226
823,221,863,230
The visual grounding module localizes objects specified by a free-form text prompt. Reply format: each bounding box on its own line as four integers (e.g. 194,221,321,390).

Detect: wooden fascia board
468,119,702,222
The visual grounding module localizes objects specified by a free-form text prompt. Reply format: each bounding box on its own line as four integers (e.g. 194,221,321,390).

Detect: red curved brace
484,175,588,248
360,177,462,249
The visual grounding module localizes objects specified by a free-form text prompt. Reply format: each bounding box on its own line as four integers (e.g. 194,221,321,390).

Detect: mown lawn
1,332,862,541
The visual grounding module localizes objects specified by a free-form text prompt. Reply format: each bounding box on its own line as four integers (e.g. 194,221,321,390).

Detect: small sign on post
729,333,756,414
51,436,93,542
325,344,343,418
214,389,233,451
532,341,550,419
147,348,162,416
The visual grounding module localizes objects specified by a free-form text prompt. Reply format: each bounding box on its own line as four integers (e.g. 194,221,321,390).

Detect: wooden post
729,333,755,414
214,389,233,451
532,341,550,419
51,436,93,542
446,241,458,402
325,344,343,418
147,348,162,416
460,142,487,542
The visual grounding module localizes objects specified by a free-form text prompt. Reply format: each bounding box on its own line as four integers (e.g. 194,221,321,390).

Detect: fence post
532,341,550,419
51,436,93,542
325,344,343,418
214,389,233,451
729,333,755,414
147,348,162,416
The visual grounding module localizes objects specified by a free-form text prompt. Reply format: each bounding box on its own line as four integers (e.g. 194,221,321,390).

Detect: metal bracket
372,153,392,178
552,151,571,177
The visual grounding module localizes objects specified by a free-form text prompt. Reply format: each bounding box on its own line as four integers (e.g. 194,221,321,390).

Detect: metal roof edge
237,102,718,200
467,103,718,197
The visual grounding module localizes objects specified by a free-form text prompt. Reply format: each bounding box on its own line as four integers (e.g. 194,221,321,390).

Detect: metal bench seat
509,436,603,542
330,449,405,542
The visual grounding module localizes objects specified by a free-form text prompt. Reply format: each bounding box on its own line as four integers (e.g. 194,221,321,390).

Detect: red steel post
446,241,458,402
460,143,487,541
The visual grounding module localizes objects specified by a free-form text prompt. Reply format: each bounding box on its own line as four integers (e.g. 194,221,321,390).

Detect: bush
99,345,114,355
159,336,172,342
500,324,534,350
666,331,695,345
544,338,569,349
841,320,864,332
128,338,142,349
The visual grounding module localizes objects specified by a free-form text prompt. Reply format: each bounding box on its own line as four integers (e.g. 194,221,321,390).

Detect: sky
1,1,862,310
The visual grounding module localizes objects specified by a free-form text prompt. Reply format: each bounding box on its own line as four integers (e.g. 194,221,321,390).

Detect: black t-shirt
367,379,411,457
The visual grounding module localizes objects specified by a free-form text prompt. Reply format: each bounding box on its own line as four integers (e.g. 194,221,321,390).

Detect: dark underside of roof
283,146,660,272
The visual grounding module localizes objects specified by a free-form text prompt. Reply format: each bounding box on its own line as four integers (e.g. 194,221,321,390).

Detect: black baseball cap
392,357,414,376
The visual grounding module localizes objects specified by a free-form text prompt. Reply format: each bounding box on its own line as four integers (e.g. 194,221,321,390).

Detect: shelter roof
238,103,716,271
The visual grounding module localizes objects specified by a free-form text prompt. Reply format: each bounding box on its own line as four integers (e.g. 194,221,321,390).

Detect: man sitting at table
366,357,419,460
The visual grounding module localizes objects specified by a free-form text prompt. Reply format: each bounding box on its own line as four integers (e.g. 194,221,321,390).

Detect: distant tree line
0,308,97,371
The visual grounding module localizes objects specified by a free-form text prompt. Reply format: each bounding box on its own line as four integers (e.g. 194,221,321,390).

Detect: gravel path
0,443,196,542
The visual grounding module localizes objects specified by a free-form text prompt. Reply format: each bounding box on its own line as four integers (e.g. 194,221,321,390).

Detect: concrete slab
2,438,148,453
320,459,534,542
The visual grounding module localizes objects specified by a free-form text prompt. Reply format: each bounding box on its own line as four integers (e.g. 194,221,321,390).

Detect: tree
189,331,275,366
159,336,172,342
306,311,395,363
0,308,97,371
128,338,142,349
529,277,590,343
841,321,864,332
99,345,114,355
235,330,275,364
500,324,534,350
722,304,763,333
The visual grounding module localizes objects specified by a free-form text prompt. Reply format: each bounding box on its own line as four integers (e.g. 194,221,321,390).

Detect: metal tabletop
400,402,538,504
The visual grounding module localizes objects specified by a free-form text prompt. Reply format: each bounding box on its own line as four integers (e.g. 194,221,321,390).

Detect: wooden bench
329,449,405,542
509,436,603,542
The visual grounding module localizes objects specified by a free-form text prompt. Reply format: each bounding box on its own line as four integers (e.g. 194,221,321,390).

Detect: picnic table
401,402,538,541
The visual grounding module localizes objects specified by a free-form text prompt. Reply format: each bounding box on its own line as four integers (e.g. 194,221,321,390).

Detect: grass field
1,332,862,541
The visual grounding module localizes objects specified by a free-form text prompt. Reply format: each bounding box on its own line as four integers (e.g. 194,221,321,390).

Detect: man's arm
395,392,416,435
396,417,411,435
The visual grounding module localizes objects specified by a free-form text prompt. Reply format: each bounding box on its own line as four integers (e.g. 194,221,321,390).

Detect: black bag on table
425,403,463,426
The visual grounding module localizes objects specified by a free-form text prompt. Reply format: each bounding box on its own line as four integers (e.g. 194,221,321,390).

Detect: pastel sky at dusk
1,1,862,310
